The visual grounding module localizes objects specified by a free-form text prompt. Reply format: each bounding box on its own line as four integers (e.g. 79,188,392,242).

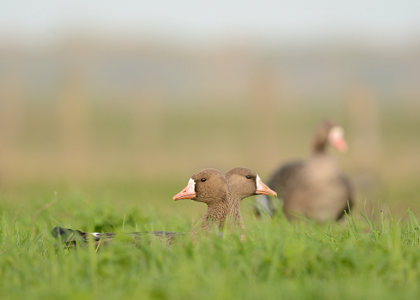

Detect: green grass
1,182,420,300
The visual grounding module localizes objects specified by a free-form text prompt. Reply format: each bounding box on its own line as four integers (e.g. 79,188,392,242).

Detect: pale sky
1,0,420,42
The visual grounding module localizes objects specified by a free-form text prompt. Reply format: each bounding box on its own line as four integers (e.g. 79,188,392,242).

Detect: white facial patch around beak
186,178,196,194
173,177,197,200
256,175,264,191
328,126,348,152
329,126,343,141
255,174,277,196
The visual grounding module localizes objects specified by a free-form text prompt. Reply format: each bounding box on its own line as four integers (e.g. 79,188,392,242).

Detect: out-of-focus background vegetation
1,1,420,218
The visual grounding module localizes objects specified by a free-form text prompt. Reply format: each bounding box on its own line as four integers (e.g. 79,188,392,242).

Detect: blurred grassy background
1,35,420,217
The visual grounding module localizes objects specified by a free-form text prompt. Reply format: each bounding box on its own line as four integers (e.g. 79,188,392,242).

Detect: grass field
1,181,420,300
1,96,419,299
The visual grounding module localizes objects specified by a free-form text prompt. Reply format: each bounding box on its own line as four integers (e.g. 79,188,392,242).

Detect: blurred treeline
0,35,419,211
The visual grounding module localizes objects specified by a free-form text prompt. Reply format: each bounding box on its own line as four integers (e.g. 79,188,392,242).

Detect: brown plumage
174,167,276,233
257,121,353,222
225,167,277,230
173,168,231,231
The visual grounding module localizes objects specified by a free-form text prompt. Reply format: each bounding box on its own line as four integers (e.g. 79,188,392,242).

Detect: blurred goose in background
256,121,353,222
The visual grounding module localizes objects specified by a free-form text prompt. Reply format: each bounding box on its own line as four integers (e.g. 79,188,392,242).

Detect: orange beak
256,175,277,197
173,178,196,200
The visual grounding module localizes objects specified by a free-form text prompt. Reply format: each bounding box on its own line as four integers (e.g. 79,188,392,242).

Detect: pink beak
173,178,196,201
329,127,348,152
256,175,277,197
331,137,348,152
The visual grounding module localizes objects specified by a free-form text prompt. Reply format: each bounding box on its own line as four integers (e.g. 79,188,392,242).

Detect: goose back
257,121,353,221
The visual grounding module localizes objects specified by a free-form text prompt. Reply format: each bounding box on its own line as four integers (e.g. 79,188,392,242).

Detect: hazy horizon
2,1,420,44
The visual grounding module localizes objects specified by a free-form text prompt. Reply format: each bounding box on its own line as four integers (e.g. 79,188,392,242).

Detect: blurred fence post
347,86,382,171
58,64,90,178
245,64,279,168
131,88,164,174
0,68,23,179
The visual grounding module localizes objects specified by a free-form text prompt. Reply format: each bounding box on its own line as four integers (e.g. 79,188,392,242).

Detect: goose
53,168,232,245
175,167,276,230
173,168,231,231
51,226,179,247
52,168,276,244
225,167,277,230
257,121,353,222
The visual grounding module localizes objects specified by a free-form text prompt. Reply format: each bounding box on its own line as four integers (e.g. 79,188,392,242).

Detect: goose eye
246,175,252,179
200,178,207,182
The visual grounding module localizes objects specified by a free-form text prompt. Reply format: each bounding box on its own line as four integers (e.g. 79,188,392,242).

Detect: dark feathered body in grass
258,121,353,222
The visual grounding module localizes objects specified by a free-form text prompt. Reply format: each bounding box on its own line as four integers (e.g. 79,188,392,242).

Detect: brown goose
52,168,276,244
52,169,227,245
173,168,231,231
174,167,276,231
257,121,353,222
225,167,277,230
